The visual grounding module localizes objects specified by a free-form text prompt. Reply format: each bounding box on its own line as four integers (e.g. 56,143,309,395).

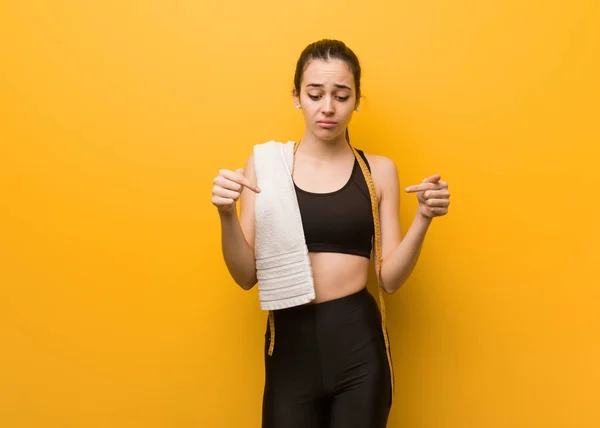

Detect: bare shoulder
244,153,257,182
362,152,399,195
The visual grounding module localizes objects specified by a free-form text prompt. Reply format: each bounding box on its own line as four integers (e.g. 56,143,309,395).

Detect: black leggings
262,287,392,428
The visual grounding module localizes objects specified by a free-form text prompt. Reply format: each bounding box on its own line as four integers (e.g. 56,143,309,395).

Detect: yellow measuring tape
267,140,395,397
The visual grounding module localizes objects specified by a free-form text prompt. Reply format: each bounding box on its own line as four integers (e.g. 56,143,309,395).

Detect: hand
212,168,261,213
405,174,450,219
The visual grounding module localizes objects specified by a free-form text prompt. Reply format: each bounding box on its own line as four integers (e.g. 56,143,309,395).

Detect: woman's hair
293,39,361,98
293,40,362,143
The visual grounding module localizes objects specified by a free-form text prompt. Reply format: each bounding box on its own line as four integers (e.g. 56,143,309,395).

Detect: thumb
236,168,244,174
423,174,441,183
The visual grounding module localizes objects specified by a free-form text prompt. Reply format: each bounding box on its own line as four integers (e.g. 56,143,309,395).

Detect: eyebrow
306,83,352,91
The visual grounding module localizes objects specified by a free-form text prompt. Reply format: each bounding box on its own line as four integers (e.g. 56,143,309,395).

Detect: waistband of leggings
275,286,370,316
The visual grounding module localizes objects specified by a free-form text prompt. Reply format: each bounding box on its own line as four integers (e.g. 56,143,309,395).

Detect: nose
322,96,335,115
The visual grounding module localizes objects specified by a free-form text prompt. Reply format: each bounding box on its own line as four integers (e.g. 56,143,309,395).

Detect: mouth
317,121,338,129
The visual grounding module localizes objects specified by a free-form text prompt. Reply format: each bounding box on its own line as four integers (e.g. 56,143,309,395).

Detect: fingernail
256,187,261,192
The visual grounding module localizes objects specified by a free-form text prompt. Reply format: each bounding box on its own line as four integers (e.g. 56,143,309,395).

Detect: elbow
239,282,256,291
236,276,257,291
226,264,257,290
379,264,409,295
379,274,404,295
381,284,398,295
379,263,397,294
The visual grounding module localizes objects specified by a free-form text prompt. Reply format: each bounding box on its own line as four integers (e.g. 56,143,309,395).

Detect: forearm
218,210,257,290
380,211,432,293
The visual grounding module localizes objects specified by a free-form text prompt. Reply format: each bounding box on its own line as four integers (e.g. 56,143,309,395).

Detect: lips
317,121,337,129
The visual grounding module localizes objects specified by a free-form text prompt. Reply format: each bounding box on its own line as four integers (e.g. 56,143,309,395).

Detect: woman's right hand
211,168,261,213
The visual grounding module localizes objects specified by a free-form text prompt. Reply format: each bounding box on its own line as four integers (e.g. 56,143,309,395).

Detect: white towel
253,140,315,310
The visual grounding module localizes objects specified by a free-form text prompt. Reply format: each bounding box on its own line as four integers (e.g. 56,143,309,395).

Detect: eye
337,96,349,101
308,94,321,100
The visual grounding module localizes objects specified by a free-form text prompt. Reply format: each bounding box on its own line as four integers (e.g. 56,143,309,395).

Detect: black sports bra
294,149,374,258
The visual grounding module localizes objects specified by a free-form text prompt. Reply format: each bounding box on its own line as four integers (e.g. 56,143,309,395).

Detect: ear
292,89,300,108
354,94,361,111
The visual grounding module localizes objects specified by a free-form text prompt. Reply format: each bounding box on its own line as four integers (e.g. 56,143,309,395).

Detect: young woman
211,39,450,428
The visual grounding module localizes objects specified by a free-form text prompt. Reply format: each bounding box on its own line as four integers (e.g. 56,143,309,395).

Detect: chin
313,129,345,141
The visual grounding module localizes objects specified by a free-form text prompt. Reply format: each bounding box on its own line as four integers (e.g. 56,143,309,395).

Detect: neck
296,130,351,160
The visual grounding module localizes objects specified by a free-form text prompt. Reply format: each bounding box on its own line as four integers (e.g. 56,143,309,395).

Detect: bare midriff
306,252,370,303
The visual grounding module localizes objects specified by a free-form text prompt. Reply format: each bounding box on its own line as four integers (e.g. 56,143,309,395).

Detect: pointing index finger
239,175,261,193
222,169,261,193
405,183,438,193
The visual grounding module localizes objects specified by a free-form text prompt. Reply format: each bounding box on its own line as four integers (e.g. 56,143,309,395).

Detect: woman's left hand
405,174,450,219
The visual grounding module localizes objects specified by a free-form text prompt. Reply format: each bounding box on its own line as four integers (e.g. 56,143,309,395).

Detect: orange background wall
1,1,598,427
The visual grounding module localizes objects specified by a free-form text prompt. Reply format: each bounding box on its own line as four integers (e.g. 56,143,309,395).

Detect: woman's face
294,59,359,142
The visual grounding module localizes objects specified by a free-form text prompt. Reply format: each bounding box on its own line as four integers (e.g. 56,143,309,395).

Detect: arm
372,156,429,294
379,211,432,295
213,155,259,290
372,156,449,294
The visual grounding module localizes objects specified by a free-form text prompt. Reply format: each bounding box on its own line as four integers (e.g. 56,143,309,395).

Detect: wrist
218,206,238,221
415,208,433,224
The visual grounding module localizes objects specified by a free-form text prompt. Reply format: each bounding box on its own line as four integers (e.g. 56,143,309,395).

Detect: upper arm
239,154,257,250
367,154,402,261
